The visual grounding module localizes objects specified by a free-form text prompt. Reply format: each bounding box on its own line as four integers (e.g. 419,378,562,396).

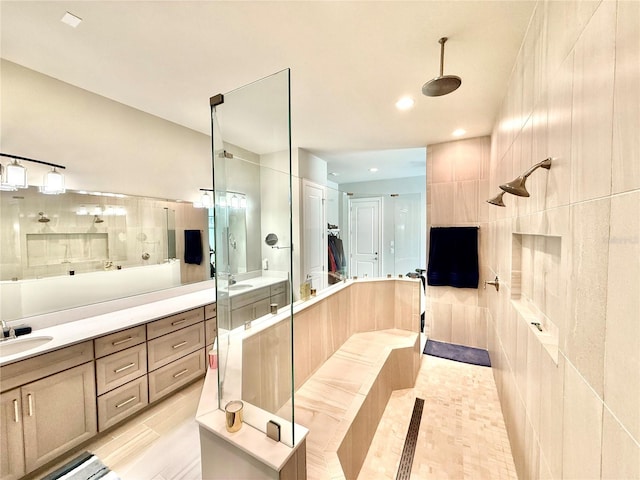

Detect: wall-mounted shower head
38,212,50,223
500,157,552,197
422,37,462,97
486,192,506,207
94,215,104,224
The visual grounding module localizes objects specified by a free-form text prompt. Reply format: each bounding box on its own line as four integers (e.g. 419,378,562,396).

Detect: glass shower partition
210,69,295,446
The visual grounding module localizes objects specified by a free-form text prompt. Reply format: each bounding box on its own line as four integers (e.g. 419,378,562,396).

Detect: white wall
1,60,211,203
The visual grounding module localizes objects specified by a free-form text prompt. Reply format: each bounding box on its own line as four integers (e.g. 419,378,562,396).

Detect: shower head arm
438,37,447,77
520,157,552,180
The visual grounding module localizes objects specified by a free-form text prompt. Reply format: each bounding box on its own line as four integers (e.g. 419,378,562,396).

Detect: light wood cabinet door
0,389,25,480
21,362,97,473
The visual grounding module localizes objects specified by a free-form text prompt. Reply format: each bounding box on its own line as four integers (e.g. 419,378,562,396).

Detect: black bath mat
424,339,491,367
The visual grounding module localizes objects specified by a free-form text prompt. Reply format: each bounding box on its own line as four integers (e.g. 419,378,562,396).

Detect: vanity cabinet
229,281,289,329
21,363,97,472
0,389,25,480
146,307,206,402
0,342,96,479
95,325,148,431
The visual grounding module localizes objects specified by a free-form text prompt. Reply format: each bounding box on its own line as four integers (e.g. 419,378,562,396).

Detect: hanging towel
427,226,479,288
184,230,203,265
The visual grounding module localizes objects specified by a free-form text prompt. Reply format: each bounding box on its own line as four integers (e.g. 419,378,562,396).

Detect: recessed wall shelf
511,233,561,364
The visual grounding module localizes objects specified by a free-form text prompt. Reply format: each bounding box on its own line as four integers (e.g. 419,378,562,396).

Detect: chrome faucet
1,320,16,341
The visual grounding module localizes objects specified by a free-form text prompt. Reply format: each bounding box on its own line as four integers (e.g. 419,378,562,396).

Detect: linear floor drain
395,397,424,480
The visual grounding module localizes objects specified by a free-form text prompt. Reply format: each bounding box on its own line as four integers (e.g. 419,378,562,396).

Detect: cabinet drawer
205,303,217,320
0,341,93,393
205,317,217,346
270,282,286,296
97,376,148,432
147,323,205,371
147,307,204,340
96,344,147,395
231,298,271,329
148,350,205,403
94,325,146,358
270,292,288,309
231,287,270,309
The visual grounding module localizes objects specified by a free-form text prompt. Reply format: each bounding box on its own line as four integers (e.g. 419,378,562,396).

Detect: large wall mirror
0,186,214,321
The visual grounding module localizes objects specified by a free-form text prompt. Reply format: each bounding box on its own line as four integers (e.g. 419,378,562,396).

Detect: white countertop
0,274,292,367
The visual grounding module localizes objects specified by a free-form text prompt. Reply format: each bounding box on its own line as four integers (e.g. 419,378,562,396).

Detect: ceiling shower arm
439,37,447,77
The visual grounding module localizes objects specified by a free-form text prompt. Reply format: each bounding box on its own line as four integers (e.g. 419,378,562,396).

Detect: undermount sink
0,335,54,357
228,284,253,291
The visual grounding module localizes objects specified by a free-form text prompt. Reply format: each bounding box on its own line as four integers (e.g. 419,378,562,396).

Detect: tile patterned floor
358,354,517,479
34,351,516,480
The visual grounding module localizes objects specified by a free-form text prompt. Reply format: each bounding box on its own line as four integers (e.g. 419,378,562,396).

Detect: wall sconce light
500,157,552,197
199,188,213,208
486,191,506,207
1,153,66,194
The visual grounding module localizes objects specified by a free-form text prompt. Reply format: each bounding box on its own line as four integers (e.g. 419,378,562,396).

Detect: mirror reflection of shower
216,190,248,274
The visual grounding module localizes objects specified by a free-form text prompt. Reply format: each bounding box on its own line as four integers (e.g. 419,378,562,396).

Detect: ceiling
0,1,535,184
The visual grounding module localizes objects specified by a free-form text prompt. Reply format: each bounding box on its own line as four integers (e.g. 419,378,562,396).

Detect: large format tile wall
426,135,491,350
484,1,639,479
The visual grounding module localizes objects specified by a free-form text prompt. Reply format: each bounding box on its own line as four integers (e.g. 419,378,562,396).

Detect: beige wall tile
454,180,479,224
429,183,455,225
562,360,603,479
601,409,640,480
453,137,482,182
525,328,542,433
539,353,565,480
430,143,454,184
569,1,615,203
612,0,640,194
429,301,452,343
546,52,573,209
565,198,611,396
604,191,640,442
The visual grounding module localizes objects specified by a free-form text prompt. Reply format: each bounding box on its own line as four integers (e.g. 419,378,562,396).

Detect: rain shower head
38,212,50,223
500,157,552,197
94,215,104,224
486,192,506,207
422,37,462,97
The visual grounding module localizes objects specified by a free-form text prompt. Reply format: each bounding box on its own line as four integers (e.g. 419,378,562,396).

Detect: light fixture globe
39,167,65,195
6,160,27,189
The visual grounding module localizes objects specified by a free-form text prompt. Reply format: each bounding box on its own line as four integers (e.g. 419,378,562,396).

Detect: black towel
427,227,479,288
184,230,203,265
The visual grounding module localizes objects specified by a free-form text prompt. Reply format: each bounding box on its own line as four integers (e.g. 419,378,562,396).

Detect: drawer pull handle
173,368,189,378
27,394,33,417
114,362,136,373
172,341,188,349
171,319,187,326
115,396,137,409
112,336,133,346
13,399,19,423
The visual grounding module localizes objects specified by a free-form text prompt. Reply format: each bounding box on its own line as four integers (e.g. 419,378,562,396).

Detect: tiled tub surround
197,278,422,480
477,1,640,478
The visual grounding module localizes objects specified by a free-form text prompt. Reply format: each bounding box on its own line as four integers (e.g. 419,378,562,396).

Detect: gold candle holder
225,400,244,433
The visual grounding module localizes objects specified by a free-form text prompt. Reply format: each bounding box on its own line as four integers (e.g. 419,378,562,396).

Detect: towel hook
484,276,499,292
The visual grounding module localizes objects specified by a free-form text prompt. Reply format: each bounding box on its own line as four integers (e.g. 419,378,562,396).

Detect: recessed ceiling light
452,128,466,137
395,97,414,111
369,167,379,173
61,11,82,28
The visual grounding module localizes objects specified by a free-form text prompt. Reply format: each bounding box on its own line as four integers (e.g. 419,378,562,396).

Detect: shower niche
511,232,562,363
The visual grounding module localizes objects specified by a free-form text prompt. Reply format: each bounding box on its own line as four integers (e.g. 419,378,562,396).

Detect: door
350,198,381,278
302,180,327,291
22,362,97,472
0,389,25,480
